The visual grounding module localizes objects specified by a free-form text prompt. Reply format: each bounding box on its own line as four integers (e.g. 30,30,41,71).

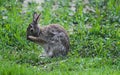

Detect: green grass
0,0,120,75
0,57,120,75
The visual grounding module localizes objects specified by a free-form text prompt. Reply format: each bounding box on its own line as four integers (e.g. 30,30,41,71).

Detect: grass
0,57,120,75
0,0,120,75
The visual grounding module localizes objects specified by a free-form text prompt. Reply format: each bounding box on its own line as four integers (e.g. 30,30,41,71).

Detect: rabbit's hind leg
38,51,47,58
47,50,54,58
39,48,54,58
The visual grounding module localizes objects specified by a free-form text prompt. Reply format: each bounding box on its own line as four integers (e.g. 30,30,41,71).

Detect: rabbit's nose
30,28,34,32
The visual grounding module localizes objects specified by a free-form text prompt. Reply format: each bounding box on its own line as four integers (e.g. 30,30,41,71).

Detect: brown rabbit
27,12,70,57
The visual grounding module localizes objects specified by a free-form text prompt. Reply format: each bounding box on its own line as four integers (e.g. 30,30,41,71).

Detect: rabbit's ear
36,13,41,23
33,12,38,22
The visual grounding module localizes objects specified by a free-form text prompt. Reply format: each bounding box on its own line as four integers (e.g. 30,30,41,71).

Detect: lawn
0,0,120,75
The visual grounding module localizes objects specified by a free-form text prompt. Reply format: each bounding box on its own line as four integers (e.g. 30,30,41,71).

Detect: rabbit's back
43,24,69,56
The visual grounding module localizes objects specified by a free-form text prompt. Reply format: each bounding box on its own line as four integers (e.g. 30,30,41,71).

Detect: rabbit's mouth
27,35,30,40
26,33,33,40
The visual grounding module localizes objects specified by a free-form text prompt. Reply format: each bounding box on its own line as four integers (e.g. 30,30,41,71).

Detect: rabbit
27,12,70,58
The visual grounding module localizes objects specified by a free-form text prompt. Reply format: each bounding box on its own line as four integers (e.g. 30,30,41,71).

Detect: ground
0,0,120,75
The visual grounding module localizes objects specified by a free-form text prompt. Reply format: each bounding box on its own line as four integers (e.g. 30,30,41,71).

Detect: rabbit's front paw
27,36,38,41
28,36,37,39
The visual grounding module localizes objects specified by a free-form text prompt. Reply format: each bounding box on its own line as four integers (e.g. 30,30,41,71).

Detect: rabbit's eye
29,24,33,28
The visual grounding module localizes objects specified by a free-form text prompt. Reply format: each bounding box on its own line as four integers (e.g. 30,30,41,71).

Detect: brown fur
27,12,70,57
42,24,70,53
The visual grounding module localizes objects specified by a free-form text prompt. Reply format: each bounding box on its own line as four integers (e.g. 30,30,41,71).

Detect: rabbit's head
27,12,41,39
